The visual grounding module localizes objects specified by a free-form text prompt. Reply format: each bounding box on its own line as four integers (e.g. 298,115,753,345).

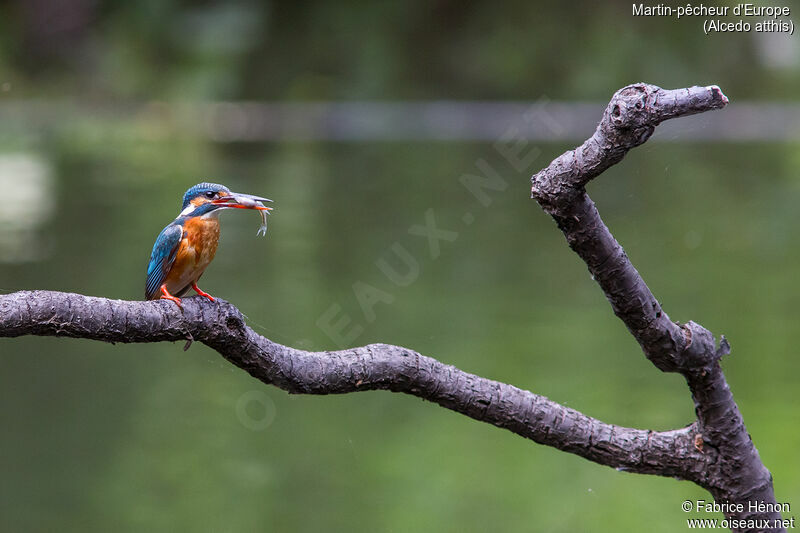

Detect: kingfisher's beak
213,192,273,211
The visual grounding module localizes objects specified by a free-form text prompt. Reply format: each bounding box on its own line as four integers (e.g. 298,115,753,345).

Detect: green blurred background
1,1,799,531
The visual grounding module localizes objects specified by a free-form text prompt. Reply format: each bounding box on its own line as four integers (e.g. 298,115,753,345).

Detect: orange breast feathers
163,217,221,295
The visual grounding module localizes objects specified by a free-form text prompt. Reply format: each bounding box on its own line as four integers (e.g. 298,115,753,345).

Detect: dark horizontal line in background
1,101,799,142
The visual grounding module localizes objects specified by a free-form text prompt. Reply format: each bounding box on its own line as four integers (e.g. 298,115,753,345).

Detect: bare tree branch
532,83,781,532
1,290,705,477
0,83,785,532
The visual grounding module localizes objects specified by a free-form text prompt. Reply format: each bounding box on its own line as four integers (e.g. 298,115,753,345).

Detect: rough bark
531,83,780,531
0,83,783,532
0,290,705,477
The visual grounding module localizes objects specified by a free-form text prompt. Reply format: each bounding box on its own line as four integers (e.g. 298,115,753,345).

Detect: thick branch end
531,83,729,208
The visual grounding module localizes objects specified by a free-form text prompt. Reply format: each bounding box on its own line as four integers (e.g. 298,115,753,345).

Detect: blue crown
181,182,230,209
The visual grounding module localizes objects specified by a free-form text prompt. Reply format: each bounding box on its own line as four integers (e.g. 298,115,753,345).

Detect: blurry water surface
1,137,799,532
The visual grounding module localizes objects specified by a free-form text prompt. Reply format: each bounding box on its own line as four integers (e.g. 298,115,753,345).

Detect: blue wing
145,223,184,300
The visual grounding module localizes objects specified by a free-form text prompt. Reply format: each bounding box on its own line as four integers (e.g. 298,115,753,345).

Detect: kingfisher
145,182,272,307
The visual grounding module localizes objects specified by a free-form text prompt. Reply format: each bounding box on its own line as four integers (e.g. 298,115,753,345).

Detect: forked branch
0,83,783,532
531,83,780,532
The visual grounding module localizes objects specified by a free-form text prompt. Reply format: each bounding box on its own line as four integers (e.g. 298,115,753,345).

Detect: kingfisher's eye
205,191,215,199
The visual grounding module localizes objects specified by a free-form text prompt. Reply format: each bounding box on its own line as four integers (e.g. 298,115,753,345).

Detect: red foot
159,285,183,308
192,281,215,302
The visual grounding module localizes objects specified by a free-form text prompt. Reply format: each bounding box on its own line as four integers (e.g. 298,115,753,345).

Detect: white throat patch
178,204,224,218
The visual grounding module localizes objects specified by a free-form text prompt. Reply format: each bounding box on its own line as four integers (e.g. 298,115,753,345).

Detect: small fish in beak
213,192,273,236
246,197,271,236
